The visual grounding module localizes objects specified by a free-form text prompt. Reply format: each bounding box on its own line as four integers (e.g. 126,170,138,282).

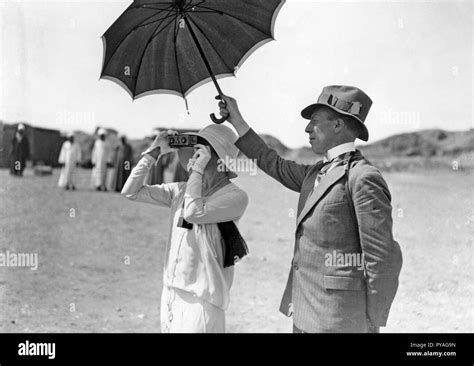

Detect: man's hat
301,85,372,141
97,127,107,136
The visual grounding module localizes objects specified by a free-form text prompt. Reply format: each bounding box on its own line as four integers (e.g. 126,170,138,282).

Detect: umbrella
100,0,286,123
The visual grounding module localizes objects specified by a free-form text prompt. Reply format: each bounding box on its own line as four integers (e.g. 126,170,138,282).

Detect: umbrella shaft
183,17,223,97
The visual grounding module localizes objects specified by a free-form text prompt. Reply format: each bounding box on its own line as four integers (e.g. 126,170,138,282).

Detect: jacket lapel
296,164,346,228
296,162,323,216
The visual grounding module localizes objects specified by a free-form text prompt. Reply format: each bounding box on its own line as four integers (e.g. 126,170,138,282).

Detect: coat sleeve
235,128,312,192
182,171,248,225
121,154,180,207
351,169,403,327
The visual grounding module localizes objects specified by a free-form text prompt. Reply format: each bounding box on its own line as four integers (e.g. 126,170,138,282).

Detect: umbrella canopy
100,0,285,102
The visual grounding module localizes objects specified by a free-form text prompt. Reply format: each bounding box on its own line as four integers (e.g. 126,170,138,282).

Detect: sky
0,0,472,148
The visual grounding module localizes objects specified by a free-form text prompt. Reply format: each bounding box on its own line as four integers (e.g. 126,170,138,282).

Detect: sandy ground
0,167,472,333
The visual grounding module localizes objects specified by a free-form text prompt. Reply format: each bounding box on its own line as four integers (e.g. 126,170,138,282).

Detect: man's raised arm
218,96,312,193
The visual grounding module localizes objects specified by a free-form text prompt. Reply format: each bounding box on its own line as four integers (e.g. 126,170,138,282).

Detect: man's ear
333,118,345,133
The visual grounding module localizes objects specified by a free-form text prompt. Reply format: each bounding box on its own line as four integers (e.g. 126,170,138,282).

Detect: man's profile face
305,107,337,154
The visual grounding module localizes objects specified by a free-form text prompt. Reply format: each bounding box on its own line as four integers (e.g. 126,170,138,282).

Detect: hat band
318,93,362,116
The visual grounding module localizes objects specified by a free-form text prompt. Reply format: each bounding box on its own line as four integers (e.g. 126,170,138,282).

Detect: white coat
58,141,82,188
91,139,109,188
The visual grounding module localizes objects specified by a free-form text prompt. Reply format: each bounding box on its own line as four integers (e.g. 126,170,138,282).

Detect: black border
0,333,472,363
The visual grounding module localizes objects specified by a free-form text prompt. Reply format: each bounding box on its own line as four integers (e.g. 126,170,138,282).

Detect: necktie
311,153,350,194
314,161,332,187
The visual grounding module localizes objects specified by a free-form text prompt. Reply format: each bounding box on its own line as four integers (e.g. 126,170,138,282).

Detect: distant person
121,125,249,333
166,150,189,183
218,86,403,333
146,128,189,185
58,132,82,190
91,128,109,191
9,124,30,176
113,135,133,192
146,128,166,185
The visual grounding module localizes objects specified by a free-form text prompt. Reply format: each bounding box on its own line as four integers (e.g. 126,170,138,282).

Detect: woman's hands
142,130,178,159
187,144,212,175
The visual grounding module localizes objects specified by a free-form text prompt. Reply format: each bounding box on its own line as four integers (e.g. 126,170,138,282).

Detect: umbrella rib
184,1,206,11
136,11,179,29
102,6,174,73
149,16,179,42
186,16,233,72
133,10,177,95
139,4,176,11
192,4,271,37
186,10,219,14
173,17,186,98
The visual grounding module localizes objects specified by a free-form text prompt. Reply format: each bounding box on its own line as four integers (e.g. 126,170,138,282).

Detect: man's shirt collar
324,142,356,163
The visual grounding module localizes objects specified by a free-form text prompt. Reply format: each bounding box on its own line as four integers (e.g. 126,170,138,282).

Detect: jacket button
293,262,299,270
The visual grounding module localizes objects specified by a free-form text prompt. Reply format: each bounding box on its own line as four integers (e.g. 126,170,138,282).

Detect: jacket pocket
323,275,364,291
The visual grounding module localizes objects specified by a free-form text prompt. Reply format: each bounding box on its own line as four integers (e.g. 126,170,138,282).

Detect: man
218,85,402,333
9,124,30,176
91,128,110,191
58,132,82,190
113,135,133,192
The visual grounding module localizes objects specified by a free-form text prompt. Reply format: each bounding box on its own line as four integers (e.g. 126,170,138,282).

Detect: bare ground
0,167,472,332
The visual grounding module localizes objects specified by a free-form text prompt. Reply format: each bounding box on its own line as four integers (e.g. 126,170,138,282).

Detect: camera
168,134,198,147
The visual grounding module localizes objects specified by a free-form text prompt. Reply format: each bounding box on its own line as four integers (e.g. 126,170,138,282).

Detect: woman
121,124,248,333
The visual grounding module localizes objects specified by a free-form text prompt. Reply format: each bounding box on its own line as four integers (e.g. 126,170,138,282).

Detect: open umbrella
100,0,285,123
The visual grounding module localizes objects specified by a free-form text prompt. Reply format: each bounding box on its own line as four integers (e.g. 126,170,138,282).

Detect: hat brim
301,103,369,142
184,132,238,179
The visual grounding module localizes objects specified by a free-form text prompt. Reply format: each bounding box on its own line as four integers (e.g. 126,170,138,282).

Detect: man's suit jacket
235,129,403,333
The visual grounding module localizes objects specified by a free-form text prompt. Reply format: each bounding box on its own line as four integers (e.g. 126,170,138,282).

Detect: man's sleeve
235,128,312,192
352,169,403,327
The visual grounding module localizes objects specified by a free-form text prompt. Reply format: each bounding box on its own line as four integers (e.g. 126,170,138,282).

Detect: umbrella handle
210,95,228,124
210,113,228,124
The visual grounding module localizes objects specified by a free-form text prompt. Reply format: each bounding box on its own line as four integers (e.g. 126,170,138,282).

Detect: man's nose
304,123,312,134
